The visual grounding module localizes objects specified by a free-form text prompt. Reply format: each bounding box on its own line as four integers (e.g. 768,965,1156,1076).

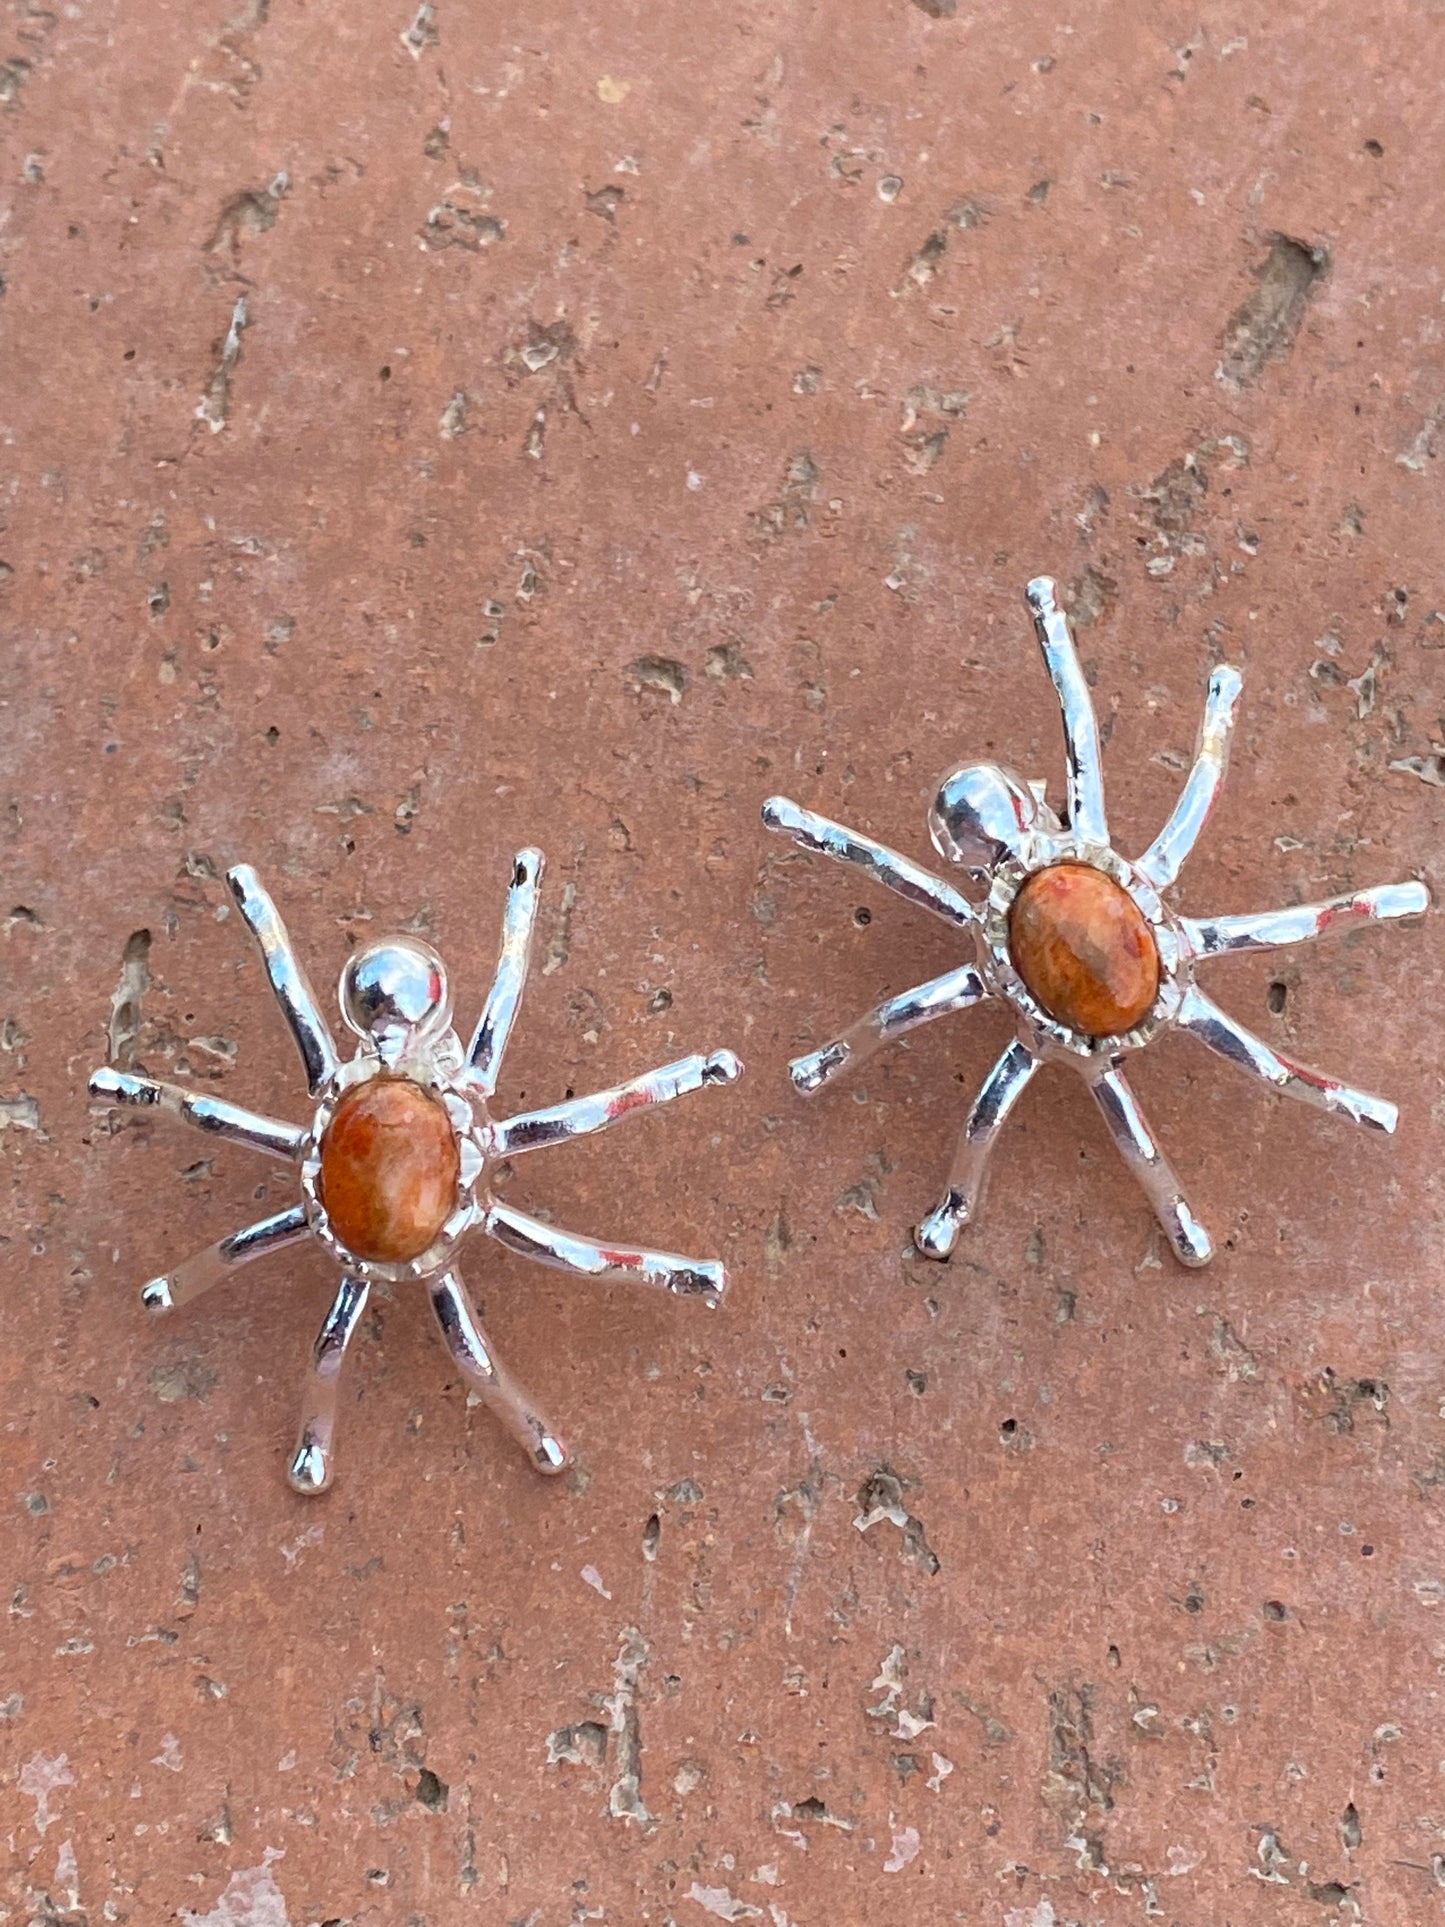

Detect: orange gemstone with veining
1008,862,1160,1036
319,1076,460,1263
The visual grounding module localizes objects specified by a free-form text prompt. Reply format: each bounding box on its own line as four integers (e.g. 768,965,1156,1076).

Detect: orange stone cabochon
1008,862,1161,1037
318,1076,462,1264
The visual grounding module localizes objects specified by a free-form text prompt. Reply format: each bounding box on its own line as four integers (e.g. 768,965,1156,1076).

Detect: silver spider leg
915,1038,1039,1259
762,796,975,929
140,1202,310,1313
1087,1067,1213,1266
486,1200,727,1305
790,964,988,1095
227,865,340,1095
289,1274,370,1494
493,1050,742,1159
89,1067,305,1161
429,1269,568,1473
1182,880,1429,959
1138,665,1244,888
466,848,544,1097
1025,576,1108,845
1176,983,1397,1133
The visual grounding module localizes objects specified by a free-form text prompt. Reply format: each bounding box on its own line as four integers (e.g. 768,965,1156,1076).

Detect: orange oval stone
318,1076,461,1264
1008,862,1160,1036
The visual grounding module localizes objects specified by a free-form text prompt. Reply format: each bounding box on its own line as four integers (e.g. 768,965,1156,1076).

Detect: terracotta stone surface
319,1076,460,1264
1010,862,1161,1036
2,2,1443,1923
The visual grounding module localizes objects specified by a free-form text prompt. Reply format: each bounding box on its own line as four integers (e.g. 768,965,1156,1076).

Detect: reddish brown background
2,1,1443,1921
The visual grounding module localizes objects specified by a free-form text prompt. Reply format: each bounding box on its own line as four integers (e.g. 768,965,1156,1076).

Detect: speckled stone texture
2,2,1443,1922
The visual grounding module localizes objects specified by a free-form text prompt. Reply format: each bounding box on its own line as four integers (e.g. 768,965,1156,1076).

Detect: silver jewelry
764,576,1428,1267
90,854,741,1491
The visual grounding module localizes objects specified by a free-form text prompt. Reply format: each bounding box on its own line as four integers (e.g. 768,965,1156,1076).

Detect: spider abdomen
319,1076,461,1264
1009,862,1160,1038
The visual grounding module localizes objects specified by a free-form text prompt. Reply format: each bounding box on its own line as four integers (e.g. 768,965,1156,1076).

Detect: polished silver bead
928,764,1042,879
339,937,451,1047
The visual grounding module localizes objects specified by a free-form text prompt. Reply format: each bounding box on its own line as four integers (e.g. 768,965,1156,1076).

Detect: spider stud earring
763,576,1428,1268
89,855,742,1492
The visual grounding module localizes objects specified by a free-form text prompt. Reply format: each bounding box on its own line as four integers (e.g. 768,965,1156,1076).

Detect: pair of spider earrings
90,579,1428,1493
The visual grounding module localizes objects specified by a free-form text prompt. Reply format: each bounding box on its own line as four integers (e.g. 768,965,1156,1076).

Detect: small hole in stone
853,905,872,927
414,1768,448,1812
1263,1599,1289,1621
1267,980,1287,1014
1361,1543,1374,1557
1364,138,1384,157
1106,1644,1121,1668
999,1418,1018,1442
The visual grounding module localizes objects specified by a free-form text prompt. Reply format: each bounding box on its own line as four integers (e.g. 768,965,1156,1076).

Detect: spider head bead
928,763,1046,879
339,937,452,1064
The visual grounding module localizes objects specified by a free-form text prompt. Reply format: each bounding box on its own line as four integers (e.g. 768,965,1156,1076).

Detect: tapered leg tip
288,1442,333,1494
140,1277,175,1314
1398,880,1431,916
532,1435,570,1475
913,1209,961,1262
761,795,797,830
1210,663,1245,706
1024,576,1058,614
688,1263,727,1307
704,1049,744,1086
791,1043,845,1095
89,1067,121,1100
1171,1214,1215,1269
512,847,545,886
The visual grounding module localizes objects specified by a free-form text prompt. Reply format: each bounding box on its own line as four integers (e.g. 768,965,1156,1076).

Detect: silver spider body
90,853,741,1491
764,576,1428,1268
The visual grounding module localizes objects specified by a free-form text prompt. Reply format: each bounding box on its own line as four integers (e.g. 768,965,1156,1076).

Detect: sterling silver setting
764,576,1429,1269
89,854,742,1492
